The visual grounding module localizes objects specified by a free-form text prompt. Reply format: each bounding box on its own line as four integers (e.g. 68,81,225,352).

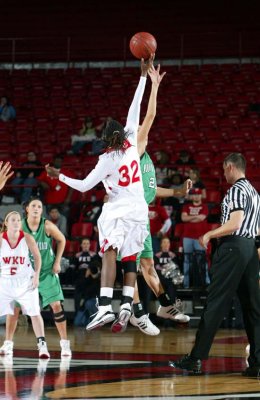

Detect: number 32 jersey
59,76,148,220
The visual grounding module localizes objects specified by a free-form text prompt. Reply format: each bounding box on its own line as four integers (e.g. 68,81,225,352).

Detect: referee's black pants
190,236,260,365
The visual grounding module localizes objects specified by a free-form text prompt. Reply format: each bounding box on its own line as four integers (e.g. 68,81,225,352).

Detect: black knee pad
52,304,66,323
122,260,137,274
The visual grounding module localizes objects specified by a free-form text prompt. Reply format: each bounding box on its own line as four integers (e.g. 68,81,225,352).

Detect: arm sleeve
160,218,172,235
59,156,112,192
124,76,147,143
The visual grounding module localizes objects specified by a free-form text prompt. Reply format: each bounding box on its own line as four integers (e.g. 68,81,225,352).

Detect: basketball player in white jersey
0,211,50,358
46,57,153,333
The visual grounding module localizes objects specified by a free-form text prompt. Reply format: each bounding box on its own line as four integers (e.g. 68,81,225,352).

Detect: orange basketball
129,32,157,60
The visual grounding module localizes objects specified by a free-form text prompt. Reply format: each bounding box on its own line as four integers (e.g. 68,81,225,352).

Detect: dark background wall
1,0,260,61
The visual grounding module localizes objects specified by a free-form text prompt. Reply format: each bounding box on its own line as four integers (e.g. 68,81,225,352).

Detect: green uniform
138,151,157,260
22,217,64,308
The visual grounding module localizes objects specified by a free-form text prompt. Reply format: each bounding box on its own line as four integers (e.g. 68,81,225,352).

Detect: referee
170,153,260,376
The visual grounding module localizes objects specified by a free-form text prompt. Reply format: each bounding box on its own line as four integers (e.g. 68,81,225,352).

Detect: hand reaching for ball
141,54,155,77
148,63,166,87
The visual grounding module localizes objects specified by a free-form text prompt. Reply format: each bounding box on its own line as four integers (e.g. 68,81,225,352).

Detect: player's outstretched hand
141,54,155,77
45,164,60,178
148,63,166,87
0,161,14,191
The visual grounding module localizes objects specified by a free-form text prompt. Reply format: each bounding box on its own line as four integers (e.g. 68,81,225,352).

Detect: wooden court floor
0,324,260,399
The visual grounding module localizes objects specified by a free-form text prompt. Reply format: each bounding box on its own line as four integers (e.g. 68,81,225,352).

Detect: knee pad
121,257,137,274
52,304,66,323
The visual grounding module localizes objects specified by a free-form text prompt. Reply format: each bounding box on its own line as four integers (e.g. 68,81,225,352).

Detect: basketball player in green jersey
0,198,72,357
130,62,192,335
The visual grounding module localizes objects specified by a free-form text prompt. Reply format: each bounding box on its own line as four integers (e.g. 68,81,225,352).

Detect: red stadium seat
71,222,94,239
207,190,222,204
64,240,80,257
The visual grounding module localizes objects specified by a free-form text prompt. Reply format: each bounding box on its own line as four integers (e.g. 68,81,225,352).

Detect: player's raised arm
124,56,154,141
138,63,166,156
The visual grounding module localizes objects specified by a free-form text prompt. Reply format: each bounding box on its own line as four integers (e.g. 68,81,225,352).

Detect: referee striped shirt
221,178,260,238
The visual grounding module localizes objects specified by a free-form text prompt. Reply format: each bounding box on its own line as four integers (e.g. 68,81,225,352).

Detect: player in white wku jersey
46,57,153,333
0,211,50,358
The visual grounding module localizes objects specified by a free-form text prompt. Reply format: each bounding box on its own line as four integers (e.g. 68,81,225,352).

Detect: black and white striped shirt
221,178,260,238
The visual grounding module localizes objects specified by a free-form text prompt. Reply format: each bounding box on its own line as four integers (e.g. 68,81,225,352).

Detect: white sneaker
111,303,131,333
0,340,13,356
37,340,50,359
130,314,160,336
60,339,72,357
86,305,115,331
157,300,190,323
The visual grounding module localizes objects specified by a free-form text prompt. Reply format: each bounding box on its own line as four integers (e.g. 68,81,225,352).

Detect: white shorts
98,200,149,258
0,275,41,317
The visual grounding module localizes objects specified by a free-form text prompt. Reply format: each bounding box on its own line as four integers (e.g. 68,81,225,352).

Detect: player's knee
121,256,137,274
51,303,66,323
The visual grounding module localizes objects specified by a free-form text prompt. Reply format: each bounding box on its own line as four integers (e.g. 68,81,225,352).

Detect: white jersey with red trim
59,76,148,214
58,76,149,257
0,231,33,277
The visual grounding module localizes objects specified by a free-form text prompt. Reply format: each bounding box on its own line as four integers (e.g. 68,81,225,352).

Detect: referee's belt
217,235,254,245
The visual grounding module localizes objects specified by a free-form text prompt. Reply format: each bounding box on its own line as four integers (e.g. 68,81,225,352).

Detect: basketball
129,32,157,60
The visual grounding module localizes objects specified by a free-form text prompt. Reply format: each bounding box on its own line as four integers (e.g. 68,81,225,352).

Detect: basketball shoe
60,340,72,357
37,340,50,359
130,314,160,336
111,303,132,333
0,340,13,356
86,305,115,331
157,299,190,323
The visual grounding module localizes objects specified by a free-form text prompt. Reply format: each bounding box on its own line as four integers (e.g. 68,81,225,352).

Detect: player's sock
121,295,133,306
133,302,146,318
158,292,171,307
99,296,112,306
37,336,46,344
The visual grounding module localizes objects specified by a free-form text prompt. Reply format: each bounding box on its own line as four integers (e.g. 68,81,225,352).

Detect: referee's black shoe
169,354,202,374
242,365,260,377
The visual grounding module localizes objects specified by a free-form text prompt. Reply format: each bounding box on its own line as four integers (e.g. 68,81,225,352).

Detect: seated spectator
72,238,100,314
154,237,180,304
73,260,101,327
176,149,196,166
70,116,97,155
48,206,67,237
0,96,16,121
154,150,171,185
188,167,207,199
161,168,185,224
181,188,210,288
37,154,74,217
10,151,42,203
176,149,196,178
90,116,112,155
149,199,172,253
163,167,184,187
